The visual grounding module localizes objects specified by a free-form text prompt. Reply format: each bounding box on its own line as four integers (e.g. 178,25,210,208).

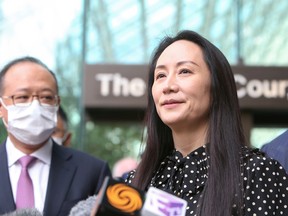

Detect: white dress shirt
7,137,52,213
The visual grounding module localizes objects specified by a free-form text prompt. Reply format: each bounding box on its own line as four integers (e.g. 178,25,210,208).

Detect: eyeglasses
1,94,59,107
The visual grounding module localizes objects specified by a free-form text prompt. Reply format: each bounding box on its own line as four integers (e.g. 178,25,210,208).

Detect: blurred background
0,0,287,168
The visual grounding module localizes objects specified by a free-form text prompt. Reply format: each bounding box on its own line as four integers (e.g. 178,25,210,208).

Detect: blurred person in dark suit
51,105,72,147
261,130,288,172
0,56,111,216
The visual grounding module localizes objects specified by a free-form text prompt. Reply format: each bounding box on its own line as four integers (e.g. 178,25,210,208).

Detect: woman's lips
161,99,183,107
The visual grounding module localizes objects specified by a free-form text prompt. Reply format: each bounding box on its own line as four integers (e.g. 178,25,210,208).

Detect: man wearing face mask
0,56,111,216
52,105,72,147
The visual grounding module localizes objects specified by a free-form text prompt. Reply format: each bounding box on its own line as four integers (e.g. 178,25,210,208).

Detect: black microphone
0,208,42,216
91,177,145,216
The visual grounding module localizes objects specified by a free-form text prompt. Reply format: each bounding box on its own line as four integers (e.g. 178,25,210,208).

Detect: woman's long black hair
131,30,246,216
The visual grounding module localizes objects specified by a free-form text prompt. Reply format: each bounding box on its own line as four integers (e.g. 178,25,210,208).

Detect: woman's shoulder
241,146,287,178
241,146,282,167
241,147,288,215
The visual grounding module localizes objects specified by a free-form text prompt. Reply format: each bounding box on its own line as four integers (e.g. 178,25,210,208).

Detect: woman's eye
155,73,166,80
180,69,191,74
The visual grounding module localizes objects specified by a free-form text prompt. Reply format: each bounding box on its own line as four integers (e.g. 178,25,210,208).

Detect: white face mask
1,99,58,145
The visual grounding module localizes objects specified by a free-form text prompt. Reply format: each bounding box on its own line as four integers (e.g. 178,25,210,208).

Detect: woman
126,30,288,215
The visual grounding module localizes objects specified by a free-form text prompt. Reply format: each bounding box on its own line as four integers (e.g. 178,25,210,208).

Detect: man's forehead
6,61,50,74
4,62,56,82
3,78,57,94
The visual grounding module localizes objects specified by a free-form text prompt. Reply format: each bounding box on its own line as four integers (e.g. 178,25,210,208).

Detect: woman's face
152,40,211,130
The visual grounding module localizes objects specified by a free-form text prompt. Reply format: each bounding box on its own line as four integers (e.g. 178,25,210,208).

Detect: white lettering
130,78,146,97
95,74,114,96
96,73,288,100
234,74,288,100
262,80,278,98
234,74,247,98
246,79,263,98
95,73,146,97
278,80,288,99
113,73,129,96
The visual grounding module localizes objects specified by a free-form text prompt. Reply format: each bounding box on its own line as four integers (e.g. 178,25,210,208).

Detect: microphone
0,208,42,216
69,195,97,216
141,187,187,216
91,177,145,216
69,176,187,216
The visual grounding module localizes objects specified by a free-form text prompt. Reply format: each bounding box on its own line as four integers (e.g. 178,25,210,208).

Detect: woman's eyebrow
177,60,199,67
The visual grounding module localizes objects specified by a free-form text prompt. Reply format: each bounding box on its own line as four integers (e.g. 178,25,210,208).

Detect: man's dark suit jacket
0,140,111,216
261,130,288,173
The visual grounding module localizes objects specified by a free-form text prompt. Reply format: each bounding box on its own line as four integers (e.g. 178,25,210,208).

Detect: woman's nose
163,76,179,93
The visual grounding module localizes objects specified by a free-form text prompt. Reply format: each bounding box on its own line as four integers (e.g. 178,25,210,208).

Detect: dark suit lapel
43,143,76,216
0,141,16,213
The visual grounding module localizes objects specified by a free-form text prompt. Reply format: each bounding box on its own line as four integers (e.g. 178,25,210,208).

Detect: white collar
6,137,53,167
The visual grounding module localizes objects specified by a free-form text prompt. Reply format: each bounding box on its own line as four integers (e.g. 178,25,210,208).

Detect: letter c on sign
234,74,247,98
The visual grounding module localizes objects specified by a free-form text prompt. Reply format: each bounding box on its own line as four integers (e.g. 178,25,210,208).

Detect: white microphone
0,208,42,216
141,187,187,216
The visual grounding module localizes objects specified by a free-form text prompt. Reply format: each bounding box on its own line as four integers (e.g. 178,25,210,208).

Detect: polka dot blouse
126,146,288,215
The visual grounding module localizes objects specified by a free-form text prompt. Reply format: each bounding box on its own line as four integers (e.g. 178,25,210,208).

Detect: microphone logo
142,187,187,216
106,183,143,213
92,177,145,216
